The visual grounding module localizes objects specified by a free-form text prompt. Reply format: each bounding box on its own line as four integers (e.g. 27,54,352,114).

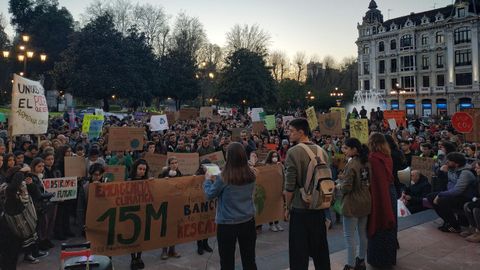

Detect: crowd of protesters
0,105,479,270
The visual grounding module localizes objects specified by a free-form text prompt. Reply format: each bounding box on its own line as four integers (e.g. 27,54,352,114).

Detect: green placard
0,113,5,123
265,115,276,130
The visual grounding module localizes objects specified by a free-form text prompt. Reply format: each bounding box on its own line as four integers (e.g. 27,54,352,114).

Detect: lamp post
330,87,344,107
1,34,47,77
197,61,216,106
390,83,406,110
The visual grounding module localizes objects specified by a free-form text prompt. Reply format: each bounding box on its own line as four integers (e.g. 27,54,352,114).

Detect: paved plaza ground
16,210,480,270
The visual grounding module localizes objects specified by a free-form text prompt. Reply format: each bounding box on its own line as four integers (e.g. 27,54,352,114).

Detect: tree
0,14,12,104
170,12,206,60
277,79,307,112
293,51,306,82
269,50,288,82
225,24,270,56
218,48,276,108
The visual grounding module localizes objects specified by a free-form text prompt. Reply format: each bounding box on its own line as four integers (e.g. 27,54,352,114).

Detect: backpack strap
298,143,323,190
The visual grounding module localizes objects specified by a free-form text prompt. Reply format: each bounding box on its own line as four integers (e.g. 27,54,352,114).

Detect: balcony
434,86,446,93
420,87,430,93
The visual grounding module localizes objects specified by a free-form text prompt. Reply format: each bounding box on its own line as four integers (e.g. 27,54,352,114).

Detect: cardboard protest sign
264,115,276,131
150,115,169,132
349,119,369,144
82,114,104,134
167,152,199,176
257,148,271,162
200,151,226,168
165,112,176,127
452,112,474,133
383,110,407,128
330,107,346,129
251,108,264,122
86,165,283,256
199,107,213,119
0,112,6,123
252,121,266,134
104,165,126,182
464,109,480,142
305,107,318,131
107,127,145,151
178,108,199,121
282,115,294,128
387,119,397,130
411,156,436,183
211,115,222,123
88,120,104,139
9,74,49,136
64,156,86,178
42,177,77,202
318,111,342,136
143,153,167,178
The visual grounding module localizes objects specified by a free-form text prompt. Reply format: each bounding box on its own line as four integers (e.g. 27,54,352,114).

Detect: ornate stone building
357,0,480,116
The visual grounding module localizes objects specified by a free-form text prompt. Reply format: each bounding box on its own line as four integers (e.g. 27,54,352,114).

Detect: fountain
347,89,387,117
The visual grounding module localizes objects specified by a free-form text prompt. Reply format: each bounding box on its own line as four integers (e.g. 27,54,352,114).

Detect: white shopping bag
397,199,411,217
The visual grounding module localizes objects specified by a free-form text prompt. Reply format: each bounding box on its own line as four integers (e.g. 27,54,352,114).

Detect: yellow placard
82,114,104,134
330,107,346,129
305,107,318,131
349,119,369,144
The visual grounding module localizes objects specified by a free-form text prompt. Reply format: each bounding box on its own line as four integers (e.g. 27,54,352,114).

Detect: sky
0,0,454,62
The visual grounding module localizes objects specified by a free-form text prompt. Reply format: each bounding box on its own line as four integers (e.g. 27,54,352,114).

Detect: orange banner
383,110,407,128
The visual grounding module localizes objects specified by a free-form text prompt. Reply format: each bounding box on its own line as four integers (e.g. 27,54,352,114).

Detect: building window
422,55,429,70
455,49,472,66
390,39,397,50
436,54,444,68
391,78,398,89
422,76,430,87
390,59,397,72
401,76,415,89
436,31,444,43
380,79,385,90
400,34,413,49
456,73,472,86
457,7,466,18
379,60,385,74
400,55,415,71
364,80,370,90
362,45,370,54
454,27,471,44
437,75,445,87
378,41,385,52
421,34,429,46
363,62,370,75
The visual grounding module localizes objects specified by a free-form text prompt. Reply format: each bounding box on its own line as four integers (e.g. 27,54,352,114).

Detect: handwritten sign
383,110,407,128
411,156,436,183
330,107,346,129
104,166,126,182
264,115,276,131
349,119,369,144
282,115,294,128
199,107,213,119
318,111,342,136
305,107,318,131
178,108,198,121
252,122,266,134
82,114,104,134
150,115,169,131
107,127,144,151
42,177,78,202
143,153,167,178
167,152,199,176
251,108,264,122
64,156,86,177
200,151,226,169
464,109,480,142
88,120,104,139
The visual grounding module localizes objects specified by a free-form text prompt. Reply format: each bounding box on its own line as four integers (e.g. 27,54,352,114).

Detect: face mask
38,173,44,179
438,150,445,156
169,170,177,177
410,181,415,186
272,157,278,163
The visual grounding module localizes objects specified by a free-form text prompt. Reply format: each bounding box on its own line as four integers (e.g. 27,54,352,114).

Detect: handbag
4,197,38,239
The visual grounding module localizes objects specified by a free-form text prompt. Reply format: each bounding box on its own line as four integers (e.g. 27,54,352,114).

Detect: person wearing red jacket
367,133,397,268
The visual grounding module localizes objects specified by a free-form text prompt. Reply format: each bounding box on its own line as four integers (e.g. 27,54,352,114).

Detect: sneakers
343,265,354,270
168,251,181,258
355,257,366,270
160,251,169,260
130,258,144,270
33,250,49,259
460,227,476,237
269,224,278,232
466,232,480,243
24,254,40,264
203,242,213,253
275,224,284,231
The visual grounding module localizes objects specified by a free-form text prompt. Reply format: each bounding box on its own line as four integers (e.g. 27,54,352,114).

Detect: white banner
41,177,78,202
9,74,48,136
251,108,264,122
150,115,169,131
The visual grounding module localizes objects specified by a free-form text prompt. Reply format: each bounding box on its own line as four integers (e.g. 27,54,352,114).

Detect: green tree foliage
277,79,307,111
0,17,12,104
53,13,160,111
218,48,276,108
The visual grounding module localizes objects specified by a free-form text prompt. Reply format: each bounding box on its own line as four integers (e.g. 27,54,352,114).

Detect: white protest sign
9,74,48,136
95,108,105,116
388,118,397,130
251,108,264,122
150,115,169,131
42,177,78,202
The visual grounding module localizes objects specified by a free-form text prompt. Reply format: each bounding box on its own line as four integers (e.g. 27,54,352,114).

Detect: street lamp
197,61,216,106
390,83,406,110
1,34,47,77
330,87,344,107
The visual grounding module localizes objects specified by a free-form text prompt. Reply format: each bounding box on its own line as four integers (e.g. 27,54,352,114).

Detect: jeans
217,218,257,270
289,209,331,270
343,216,368,266
464,201,480,230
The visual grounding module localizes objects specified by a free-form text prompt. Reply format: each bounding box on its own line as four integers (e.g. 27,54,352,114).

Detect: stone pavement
15,210,480,270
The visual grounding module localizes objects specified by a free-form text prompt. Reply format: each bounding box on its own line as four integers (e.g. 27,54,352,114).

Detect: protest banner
200,151,226,168
252,121,266,134
282,115,294,128
165,112,176,126
383,110,407,128
167,152,199,176
85,165,283,256
64,156,86,178
104,166,126,182
88,120,104,139
143,153,167,178
464,109,480,142
411,156,436,183
178,108,199,121
264,115,276,131
305,107,318,131
199,107,213,119
9,74,49,136
452,112,473,133
95,109,105,116
107,127,144,151
387,119,397,130
318,111,342,136
150,115,169,132
0,112,6,123
265,144,277,151
211,115,222,123
42,177,78,202
82,114,104,134
330,107,346,129
251,108,264,122
349,119,369,144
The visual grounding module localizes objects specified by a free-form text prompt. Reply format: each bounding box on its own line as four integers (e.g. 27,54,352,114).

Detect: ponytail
344,137,369,165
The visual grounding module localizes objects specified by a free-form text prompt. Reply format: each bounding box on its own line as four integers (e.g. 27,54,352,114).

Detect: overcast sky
1,0,453,61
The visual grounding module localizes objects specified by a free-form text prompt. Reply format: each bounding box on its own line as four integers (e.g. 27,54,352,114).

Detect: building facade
357,0,480,116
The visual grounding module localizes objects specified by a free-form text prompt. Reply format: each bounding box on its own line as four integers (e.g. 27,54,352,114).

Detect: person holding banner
127,159,150,269
78,163,105,237
53,145,75,240
204,142,258,270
